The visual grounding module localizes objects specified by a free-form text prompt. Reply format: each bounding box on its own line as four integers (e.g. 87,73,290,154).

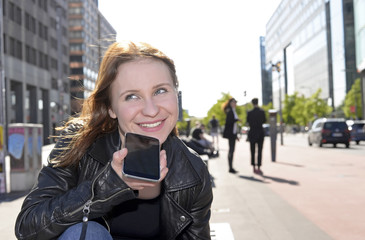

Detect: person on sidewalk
246,98,266,175
223,97,241,173
209,115,219,150
192,122,214,152
15,41,212,240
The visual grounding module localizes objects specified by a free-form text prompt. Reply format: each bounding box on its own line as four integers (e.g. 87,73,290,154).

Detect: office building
354,0,365,119
68,0,116,114
2,0,69,144
264,0,360,111
260,36,273,105
1,0,116,144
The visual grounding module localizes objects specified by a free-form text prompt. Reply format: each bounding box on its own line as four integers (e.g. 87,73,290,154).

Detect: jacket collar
162,136,202,191
88,130,120,165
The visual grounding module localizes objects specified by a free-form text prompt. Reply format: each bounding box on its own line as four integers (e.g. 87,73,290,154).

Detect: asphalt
1,133,364,239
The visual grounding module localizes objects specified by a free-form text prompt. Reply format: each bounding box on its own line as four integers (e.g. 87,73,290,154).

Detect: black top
109,197,160,239
223,108,238,139
247,107,266,141
192,128,203,140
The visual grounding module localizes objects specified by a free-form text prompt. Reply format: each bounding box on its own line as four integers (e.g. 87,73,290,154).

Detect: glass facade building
68,0,116,114
265,0,359,110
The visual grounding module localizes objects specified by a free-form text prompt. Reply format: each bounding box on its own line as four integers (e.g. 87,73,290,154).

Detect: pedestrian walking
15,41,212,240
223,97,241,174
246,98,266,174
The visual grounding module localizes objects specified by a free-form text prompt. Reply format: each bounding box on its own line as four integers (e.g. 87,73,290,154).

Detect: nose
142,97,159,117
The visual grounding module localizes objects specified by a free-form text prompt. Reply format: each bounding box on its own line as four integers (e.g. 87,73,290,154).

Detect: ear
108,108,117,119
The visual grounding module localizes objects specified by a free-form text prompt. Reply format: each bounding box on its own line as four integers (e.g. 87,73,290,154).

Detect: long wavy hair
51,41,179,167
222,97,236,114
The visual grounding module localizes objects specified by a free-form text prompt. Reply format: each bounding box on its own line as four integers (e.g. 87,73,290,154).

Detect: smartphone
123,133,160,182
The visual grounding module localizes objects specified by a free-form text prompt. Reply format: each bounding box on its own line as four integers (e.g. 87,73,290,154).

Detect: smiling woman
15,41,213,240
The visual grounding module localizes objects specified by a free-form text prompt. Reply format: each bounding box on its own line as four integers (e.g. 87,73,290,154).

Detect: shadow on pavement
238,174,300,186
238,175,267,183
262,175,299,185
274,161,304,167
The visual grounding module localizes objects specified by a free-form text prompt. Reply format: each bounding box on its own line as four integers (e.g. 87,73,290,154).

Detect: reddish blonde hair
52,41,179,167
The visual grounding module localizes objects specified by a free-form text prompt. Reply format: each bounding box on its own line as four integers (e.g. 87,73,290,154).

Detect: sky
98,0,281,118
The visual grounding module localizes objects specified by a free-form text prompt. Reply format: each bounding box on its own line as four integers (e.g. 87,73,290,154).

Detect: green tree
343,78,362,119
282,92,299,125
281,89,332,127
202,93,232,129
291,93,308,126
305,89,332,122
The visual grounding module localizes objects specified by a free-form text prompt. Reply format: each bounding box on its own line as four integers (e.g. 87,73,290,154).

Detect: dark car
308,118,350,148
347,120,365,145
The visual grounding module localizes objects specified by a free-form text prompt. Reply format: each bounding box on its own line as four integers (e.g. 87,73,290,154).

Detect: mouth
139,121,163,128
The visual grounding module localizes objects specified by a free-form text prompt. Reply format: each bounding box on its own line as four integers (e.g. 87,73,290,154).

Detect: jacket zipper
70,162,132,218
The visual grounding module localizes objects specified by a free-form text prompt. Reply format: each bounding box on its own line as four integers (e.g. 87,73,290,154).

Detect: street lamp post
272,61,284,146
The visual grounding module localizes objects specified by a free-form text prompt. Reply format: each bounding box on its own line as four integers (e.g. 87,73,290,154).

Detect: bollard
268,110,277,162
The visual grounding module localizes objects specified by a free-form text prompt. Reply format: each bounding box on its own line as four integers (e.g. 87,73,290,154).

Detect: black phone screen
123,133,160,182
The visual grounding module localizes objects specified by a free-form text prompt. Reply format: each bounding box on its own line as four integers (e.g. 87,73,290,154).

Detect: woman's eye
155,88,167,95
125,94,138,101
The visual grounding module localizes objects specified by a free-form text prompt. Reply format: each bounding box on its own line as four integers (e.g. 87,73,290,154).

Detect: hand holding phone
123,133,161,182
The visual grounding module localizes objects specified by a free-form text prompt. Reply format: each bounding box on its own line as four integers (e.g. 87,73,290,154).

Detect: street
211,133,365,240
1,133,364,239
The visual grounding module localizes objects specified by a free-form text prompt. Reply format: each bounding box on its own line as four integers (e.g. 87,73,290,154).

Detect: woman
15,41,213,240
223,98,240,174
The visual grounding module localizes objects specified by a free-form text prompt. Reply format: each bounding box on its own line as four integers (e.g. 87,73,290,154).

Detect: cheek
167,95,179,119
115,105,139,131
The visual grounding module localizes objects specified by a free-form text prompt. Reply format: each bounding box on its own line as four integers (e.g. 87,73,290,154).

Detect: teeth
140,122,162,128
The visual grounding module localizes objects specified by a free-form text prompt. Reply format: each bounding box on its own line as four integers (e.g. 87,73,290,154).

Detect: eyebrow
119,82,173,98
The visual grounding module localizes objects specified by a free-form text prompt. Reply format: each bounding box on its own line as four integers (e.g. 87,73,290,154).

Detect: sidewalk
2,134,364,239
209,134,333,240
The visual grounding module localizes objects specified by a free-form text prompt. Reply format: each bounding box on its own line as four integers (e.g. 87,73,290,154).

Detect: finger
111,148,128,178
159,167,169,182
159,150,167,168
159,150,168,181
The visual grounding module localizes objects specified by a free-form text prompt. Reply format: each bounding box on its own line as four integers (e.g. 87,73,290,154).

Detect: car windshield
352,123,364,129
323,122,347,130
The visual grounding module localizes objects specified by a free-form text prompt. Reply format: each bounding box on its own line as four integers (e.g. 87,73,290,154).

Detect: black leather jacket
15,130,213,240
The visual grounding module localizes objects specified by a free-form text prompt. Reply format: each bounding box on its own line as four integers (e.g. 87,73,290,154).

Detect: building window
71,67,83,75
9,37,22,59
38,0,47,11
51,58,58,70
51,78,57,89
50,37,57,49
8,2,22,25
25,45,37,65
38,51,48,69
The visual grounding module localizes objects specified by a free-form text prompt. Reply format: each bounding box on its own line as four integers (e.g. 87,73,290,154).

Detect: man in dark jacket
246,98,266,174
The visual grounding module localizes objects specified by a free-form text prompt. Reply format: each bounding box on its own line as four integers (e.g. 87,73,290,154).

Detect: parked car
347,120,365,145
308,118,350,148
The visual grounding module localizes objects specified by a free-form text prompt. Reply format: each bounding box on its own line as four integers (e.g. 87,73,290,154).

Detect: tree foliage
179,87,340,134
281,89,332,127
343,78,362,119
